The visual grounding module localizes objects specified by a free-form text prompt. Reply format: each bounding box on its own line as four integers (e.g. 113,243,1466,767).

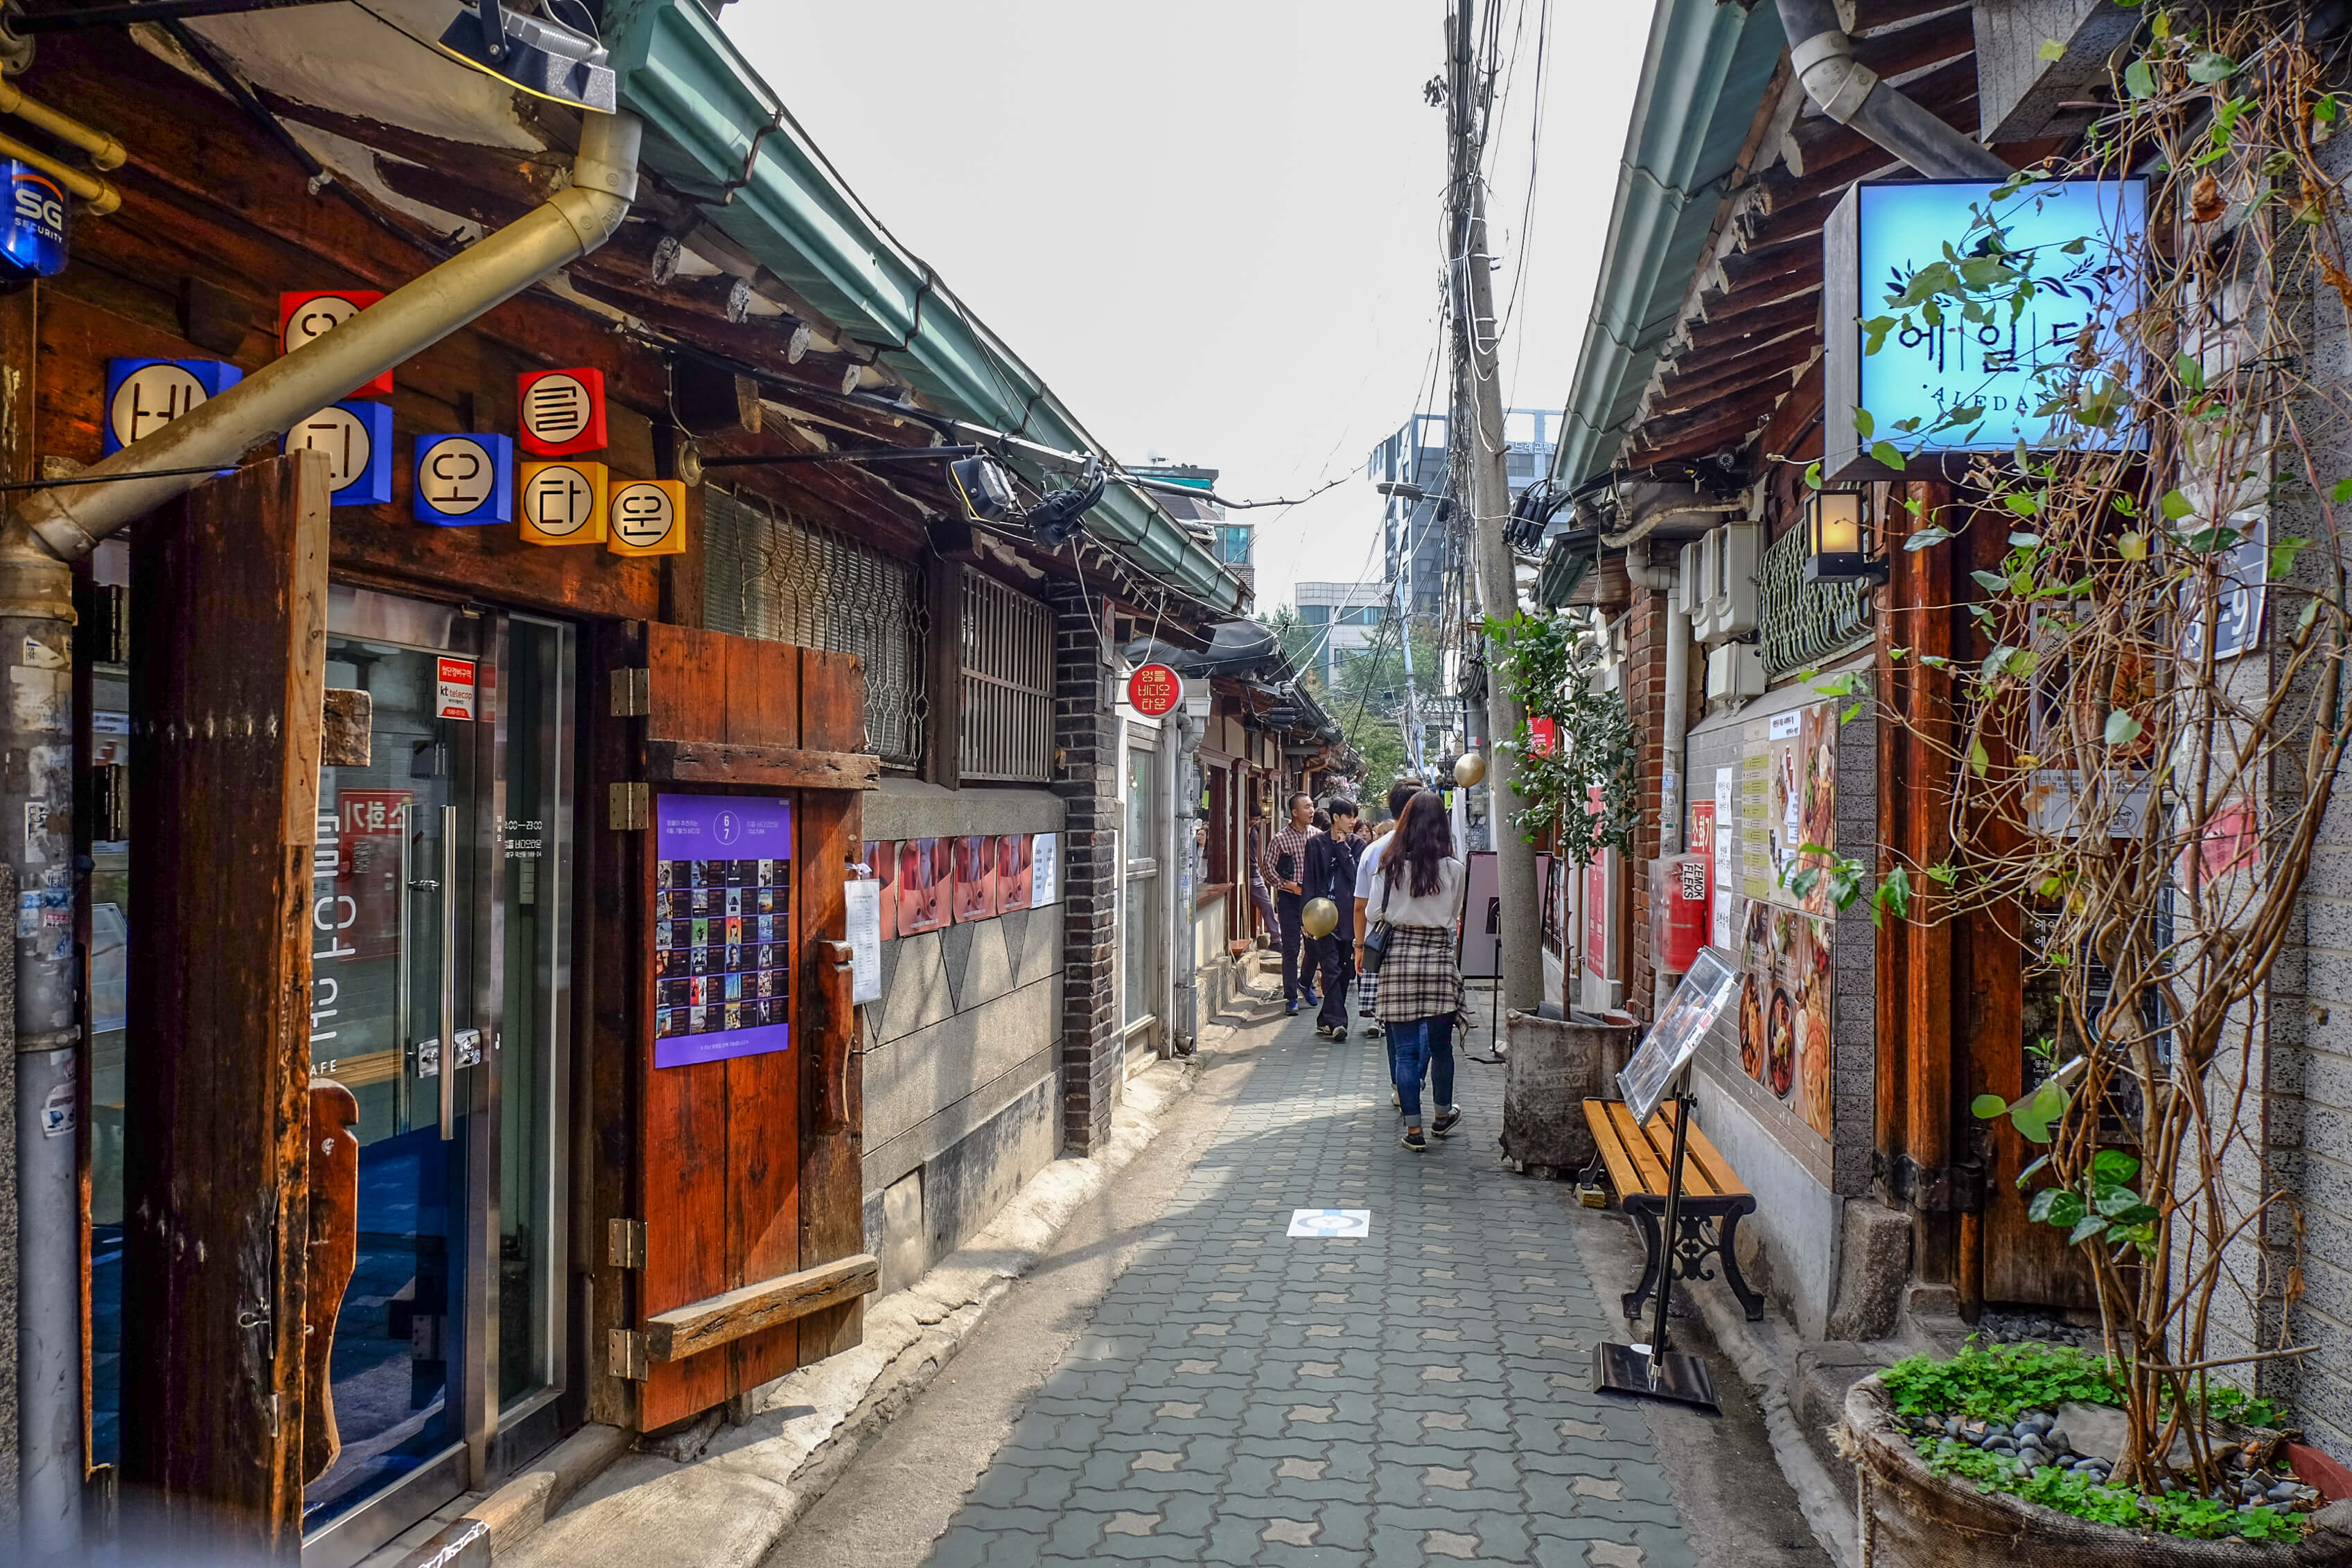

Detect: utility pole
1446,0,1542,1012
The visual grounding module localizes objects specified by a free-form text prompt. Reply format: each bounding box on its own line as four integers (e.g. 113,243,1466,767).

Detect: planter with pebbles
1841,1375,2352,1567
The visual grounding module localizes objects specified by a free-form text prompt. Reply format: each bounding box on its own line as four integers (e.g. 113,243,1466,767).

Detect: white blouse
1368,855,1466,929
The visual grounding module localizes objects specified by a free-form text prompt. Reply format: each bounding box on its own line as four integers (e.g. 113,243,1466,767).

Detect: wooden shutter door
633,626,875,1430
121,452,331,1551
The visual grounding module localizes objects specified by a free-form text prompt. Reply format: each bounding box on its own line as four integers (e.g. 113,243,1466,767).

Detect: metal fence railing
1757,520,1875,678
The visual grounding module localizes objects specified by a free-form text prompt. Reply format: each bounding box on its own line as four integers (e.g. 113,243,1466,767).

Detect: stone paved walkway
924,1011,1698,1568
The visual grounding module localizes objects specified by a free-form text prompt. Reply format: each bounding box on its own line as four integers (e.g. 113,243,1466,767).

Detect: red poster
861,839,899,941
997,834,1035,911
336,789,410,962
897,838,950,934
1582,785,1607,979
953,834,999,922
1689,800,1715,856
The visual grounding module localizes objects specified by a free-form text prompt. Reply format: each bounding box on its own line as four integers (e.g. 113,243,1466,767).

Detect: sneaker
1401,1129,1428,1153
1284,1001,1300,1016
1432,1107,1463,1138
1328,1025,1350,1041
1303,989,1320,1006
1364,1023,1385,1039
1391,1086,1401,1107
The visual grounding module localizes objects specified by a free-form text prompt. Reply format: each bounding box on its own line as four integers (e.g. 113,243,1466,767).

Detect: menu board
651,793,793,1069
1727,701,1838,917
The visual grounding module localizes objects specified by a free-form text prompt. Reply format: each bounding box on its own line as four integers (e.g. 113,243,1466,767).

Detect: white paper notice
845,880,882,1003
1030,832,1060,907
1712,827,1735,948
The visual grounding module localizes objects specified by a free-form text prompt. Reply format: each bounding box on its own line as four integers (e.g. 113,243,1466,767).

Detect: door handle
440,802,458,1141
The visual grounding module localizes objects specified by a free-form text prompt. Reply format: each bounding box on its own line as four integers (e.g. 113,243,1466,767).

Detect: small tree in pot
1809,3,2352,1542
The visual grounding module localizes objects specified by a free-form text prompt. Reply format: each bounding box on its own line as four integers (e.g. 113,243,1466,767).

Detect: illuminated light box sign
281,291,392,398
520,459,607,544
607,478,687,556
1823,177,2146,483
104,358,240,455
286,400,394,506
413,433,514,526
651,793,793,1069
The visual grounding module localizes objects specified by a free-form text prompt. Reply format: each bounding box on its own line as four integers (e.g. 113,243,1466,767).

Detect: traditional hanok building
1549,0,2352,1465
0,2,1249,1560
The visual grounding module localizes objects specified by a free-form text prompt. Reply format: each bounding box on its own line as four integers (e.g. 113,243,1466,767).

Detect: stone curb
495,983,1276,1568
1688,1269,1862,1568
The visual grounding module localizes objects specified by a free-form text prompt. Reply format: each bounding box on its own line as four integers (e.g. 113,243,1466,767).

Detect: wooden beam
1685,285,1819,352
647,739,881,791
643,1253,879,1364
1850,5,1974,80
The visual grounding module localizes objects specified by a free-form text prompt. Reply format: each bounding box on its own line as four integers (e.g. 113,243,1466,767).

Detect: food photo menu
651,793,793,1068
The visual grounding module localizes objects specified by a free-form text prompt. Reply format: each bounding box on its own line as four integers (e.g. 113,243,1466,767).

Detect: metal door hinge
608,1217,646,1269
608,1328,648,1382
610,781,649,830
611,667,650,717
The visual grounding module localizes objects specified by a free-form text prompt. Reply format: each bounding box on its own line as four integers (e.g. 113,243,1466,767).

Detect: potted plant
1798,6,2352,1557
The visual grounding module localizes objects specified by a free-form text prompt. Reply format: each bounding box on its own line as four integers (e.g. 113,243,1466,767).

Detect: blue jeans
1388,1015,1455,1123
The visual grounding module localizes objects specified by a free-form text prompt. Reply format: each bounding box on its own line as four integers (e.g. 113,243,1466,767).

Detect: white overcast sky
721,3,1656,615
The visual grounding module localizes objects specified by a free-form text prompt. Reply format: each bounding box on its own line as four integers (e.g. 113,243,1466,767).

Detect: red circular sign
1127,662,1182,717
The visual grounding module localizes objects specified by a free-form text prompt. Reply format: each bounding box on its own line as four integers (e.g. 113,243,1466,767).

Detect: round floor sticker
1287,1208,1371,1237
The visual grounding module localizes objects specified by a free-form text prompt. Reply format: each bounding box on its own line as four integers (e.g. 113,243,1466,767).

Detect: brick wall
1049,583,1121,1154
1624,587,1673,1019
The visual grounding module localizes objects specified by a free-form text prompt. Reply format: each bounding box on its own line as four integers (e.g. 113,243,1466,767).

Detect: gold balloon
1301,897,1340,939
1454,751,1489,787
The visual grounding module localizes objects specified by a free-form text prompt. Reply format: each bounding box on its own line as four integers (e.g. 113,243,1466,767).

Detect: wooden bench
1580,1099,1764,1323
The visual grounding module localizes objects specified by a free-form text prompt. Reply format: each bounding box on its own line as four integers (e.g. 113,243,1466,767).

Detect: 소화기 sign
651,793,793,1068
1825,177,2147,482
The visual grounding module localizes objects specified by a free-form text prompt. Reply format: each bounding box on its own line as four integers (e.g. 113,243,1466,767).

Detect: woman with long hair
1367,789,1466,1152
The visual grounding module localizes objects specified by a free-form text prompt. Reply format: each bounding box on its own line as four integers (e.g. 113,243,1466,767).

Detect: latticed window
958,567,1053,782
700,486,926,768
1758,521,1874,679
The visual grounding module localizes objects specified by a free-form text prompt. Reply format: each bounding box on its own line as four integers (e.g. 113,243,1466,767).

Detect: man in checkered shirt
1260,791,1319,1015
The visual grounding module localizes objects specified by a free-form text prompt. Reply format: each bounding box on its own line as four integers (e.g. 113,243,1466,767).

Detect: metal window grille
1757,521,1875,679
700,486,926,768
958,567,1053,782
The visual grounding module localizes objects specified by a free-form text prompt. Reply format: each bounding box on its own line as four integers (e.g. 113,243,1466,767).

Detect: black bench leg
1621,1202,1663,1322
1717,1206,1765,1322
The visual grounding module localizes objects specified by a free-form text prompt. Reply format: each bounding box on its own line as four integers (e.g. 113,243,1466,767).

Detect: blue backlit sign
1825,178,2146,481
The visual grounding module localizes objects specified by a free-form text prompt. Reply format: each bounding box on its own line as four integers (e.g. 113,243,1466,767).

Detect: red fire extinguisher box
1649,852,1711,976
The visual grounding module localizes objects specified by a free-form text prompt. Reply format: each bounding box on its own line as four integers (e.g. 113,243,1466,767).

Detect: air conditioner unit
1708,523,1761,643
1705,642,1765,705
1676,540,1706,620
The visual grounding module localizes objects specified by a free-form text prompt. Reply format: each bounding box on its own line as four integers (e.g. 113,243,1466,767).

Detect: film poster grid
650,793,794,1069
857,833,1057,941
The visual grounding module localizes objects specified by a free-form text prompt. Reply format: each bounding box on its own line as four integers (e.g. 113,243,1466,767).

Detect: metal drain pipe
7,109,640,1560
1774,0,2011,180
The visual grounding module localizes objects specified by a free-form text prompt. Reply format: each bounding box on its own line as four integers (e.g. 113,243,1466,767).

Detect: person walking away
1368,789,1466,1152
1262,791,1319,1016
1353,779,1425,1041
1245,809,1279,946
1304,798,1361,1040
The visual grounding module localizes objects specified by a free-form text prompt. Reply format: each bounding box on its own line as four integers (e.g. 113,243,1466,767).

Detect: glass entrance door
298,590,574,1565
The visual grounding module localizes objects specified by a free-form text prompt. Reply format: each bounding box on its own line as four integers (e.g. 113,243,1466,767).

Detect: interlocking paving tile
918,1012,1695,1566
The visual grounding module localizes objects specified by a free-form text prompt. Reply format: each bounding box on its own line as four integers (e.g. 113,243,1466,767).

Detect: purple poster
651,793,793,1069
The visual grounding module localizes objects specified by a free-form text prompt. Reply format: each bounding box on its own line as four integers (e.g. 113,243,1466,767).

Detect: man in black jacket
1304,798,1362,1040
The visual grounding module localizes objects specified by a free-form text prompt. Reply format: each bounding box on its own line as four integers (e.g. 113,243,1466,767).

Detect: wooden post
121,452,331,1551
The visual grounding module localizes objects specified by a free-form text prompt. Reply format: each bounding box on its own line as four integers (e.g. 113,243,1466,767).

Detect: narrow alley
770,985,1828,1568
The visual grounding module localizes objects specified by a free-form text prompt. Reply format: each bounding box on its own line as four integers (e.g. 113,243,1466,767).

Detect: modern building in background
1365,408,1561,621
1291,580,1387,687
1131,462,1252,597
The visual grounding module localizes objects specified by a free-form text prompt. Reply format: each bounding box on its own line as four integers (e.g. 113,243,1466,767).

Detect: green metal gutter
1549,0,1785,493
602,0,1248,616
